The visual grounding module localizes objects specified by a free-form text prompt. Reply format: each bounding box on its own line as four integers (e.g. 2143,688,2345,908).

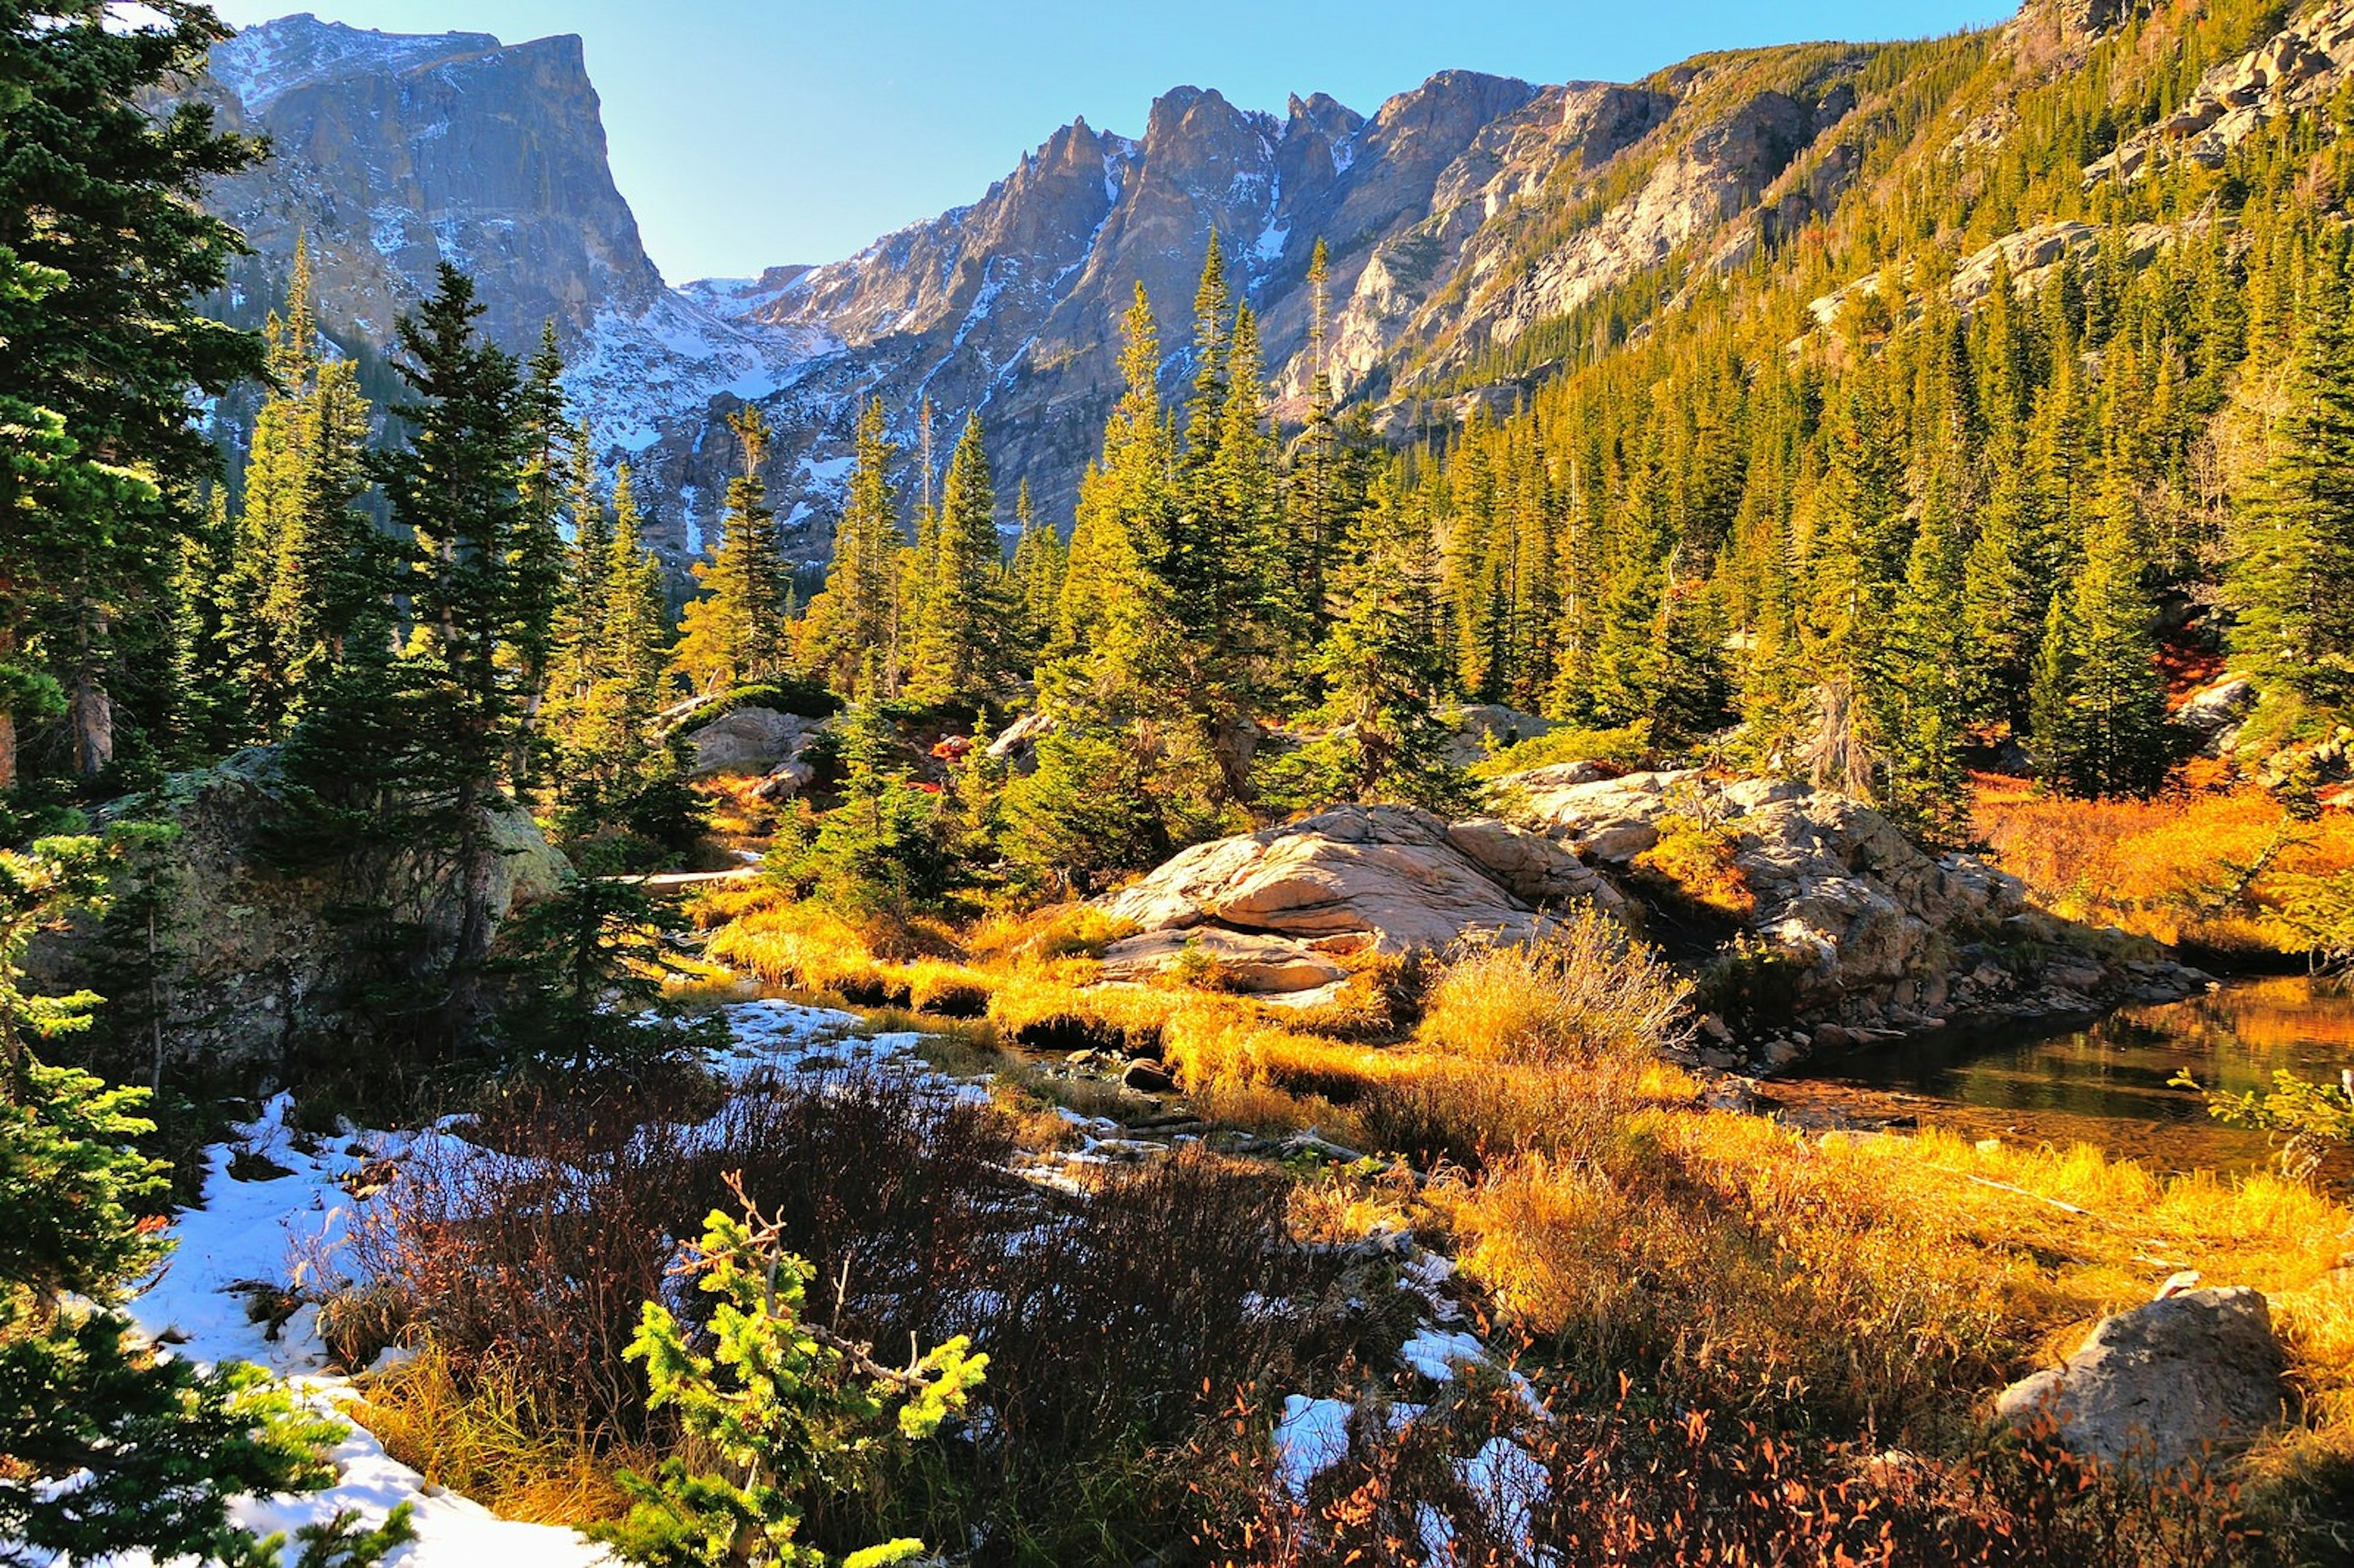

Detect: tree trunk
1,614,21,790
443,771,497,1046
69,599,113,780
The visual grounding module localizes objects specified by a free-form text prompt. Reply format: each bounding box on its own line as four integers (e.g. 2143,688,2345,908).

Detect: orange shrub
1971,773,2354,952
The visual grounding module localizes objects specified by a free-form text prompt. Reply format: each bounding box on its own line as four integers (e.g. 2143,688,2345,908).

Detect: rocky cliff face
186,12,826,556
197,15,665,344
191,13,1898,573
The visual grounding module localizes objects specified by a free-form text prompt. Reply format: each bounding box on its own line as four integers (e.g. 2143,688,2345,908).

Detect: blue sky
207,1,2012,283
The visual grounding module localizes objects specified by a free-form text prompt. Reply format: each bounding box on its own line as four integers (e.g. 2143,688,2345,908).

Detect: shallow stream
1795,973,2354,1175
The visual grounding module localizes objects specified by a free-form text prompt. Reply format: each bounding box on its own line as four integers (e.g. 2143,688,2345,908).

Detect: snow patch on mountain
565,290,839,454
208,13,496,113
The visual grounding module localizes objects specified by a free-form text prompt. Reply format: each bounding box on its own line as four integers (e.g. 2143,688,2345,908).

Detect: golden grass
1633,813,1759,918
1439,1107,2354,1455
1417,910,1691,1064
961,904,1136,967
1973,773,2354,952
696,774,780,845
685,878,2354,1523
350,1344,651,1529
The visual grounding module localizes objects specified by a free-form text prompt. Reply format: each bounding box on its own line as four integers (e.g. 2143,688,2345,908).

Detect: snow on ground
105,999,914,1567
1271,1285,1552,1550
105,994,1531,1564
116,1094,612,1567
1274,1396,1355,1495
563,291,838,454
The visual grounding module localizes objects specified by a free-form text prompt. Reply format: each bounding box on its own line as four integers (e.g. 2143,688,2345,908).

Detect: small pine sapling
598,1176,986,1568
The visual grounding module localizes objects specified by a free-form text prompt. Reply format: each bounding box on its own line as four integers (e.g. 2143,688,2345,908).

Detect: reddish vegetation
1971,773,2354,953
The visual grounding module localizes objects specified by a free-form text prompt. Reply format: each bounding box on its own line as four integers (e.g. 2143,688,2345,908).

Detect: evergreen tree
800,400,902,698
2234,267,2354,718
1314,471,1469,810
216,235,322,737
1045,284,1174,707
905,413,1006,704
1877,497,1973,840
362,265,533,1045
1959,466,2047,737
548,466,690,855
1005,479,1066,664
0,2,263,788
2028,585,2081,791
1287,236,1343,641
674,405,791,693
804,702,950,920
1,834,348,1563
1653,574,1736,749
2033,517,2175,798
506,323,575,780
596,1197,983,1568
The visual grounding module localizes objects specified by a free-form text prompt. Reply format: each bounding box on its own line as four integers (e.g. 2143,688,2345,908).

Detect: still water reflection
1801,974,2354,1174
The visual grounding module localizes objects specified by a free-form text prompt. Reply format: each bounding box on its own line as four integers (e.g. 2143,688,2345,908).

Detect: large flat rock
1095,804,1615,956
1097,927,1350,993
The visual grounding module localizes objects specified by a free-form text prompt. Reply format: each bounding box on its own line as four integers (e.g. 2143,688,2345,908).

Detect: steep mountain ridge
186,13,823,516
194,1,2352,581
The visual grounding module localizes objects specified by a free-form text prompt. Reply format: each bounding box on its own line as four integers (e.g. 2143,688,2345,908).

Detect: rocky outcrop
1093,804,1620,983
1997,1287,2288,1471
1099,927,1350,994
682,706,828,784
1090,769,2207,1048
1495,768,2209,1046
2177,676,2257,758
2090,0,2354,184
1446,704,1551,766
32,748,567,1082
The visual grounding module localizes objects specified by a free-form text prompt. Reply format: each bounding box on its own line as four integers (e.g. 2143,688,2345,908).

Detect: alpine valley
17,0,2354,1564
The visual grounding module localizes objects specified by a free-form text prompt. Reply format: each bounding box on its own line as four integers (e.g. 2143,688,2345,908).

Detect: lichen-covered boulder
1996,1287,2287,1471
683,706,826,778
33,747,568,1081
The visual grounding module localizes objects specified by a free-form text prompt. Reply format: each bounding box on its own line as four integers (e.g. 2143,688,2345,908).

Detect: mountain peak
208,13,501,113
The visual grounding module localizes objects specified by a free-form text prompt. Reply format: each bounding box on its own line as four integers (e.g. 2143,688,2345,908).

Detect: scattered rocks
1995,1287,2288,1471
2176,676,2256,758
753,758,818,803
